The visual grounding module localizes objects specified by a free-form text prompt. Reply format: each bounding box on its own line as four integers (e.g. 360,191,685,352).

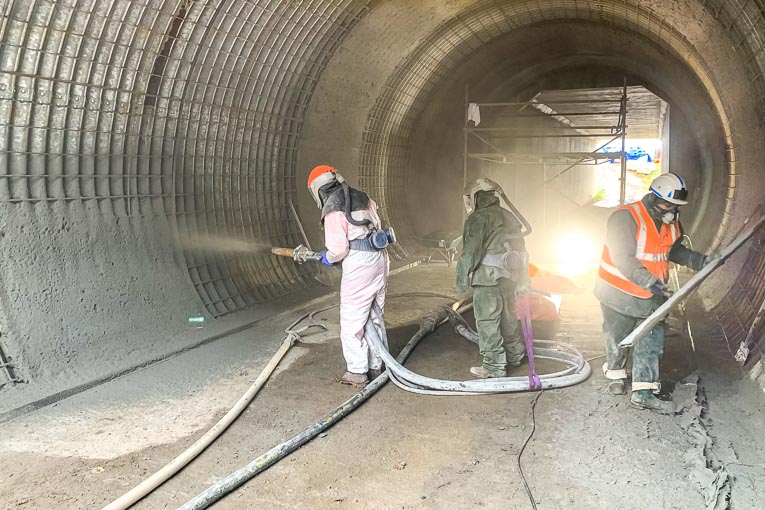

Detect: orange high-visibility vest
598,200,681,298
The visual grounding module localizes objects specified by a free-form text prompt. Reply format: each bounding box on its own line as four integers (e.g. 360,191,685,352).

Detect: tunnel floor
1,265,764,508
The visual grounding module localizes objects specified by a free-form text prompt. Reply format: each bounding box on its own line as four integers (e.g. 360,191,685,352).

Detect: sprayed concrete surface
1,265,764,509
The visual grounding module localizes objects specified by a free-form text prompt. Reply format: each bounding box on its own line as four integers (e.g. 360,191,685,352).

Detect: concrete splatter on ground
0,266,762,509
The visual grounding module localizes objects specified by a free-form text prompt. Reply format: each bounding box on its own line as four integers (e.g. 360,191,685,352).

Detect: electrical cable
517,391,542,510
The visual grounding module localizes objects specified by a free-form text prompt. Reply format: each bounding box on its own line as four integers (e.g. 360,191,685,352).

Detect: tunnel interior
404,20,721,262
1,1,765,406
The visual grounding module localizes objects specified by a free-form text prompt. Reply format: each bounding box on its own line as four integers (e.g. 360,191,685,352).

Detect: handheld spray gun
271,244,323,264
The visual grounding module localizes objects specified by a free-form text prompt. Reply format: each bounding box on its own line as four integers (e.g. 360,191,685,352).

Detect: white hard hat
463,178,504,214
649,173,688,205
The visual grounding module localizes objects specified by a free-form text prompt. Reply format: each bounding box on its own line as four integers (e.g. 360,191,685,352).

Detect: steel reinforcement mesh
712,230,765,367
0,0,369,317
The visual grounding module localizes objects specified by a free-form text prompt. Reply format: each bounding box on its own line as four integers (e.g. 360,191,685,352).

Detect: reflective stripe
641,253,669,262
599,260,628,280
632,381,661,393
602,363,628,380
628,203,649,258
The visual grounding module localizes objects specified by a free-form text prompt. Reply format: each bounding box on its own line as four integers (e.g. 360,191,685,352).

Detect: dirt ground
1,264,764,509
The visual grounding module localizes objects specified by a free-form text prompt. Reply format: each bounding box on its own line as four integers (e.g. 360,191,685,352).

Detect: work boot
509,354,526,368
338,372,368,387
630,390,675,414
368,367,384,380
606,380,627,396
470,366,504,379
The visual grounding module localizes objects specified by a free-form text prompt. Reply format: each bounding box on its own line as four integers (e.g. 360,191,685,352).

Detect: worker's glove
649,280,673,298
319,251,336,267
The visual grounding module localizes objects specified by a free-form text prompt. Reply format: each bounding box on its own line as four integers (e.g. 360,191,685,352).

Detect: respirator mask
651,198,680,224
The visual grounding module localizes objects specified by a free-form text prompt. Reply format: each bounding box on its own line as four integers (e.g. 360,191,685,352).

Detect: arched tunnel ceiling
1,0,765,388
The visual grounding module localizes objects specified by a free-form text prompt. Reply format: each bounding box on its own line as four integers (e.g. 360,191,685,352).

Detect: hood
475,190,500,210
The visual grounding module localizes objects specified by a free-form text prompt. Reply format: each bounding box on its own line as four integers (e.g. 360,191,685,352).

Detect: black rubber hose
178,296,464,509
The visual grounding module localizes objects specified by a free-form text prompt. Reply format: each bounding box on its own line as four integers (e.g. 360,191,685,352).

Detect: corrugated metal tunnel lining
1,0,765,390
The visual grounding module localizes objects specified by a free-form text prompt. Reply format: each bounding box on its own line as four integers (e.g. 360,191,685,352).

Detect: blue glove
320,251,336,267
649,280,672,298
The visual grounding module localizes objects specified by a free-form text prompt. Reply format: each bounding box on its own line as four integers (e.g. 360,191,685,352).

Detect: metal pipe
619,78,628,206
619,213,765,348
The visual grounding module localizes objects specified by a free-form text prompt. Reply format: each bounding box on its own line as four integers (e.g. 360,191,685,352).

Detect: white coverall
323,200,389,374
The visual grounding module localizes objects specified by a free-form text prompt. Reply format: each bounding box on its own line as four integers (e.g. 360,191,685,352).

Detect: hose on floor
106,292,457,508
366,301,591,395
102,310,331,510
179,296,471,509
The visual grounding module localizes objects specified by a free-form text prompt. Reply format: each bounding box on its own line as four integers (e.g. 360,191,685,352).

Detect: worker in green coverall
456,178,532,379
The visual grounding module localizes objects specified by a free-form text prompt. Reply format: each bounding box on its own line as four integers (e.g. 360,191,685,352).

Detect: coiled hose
368,301,591,396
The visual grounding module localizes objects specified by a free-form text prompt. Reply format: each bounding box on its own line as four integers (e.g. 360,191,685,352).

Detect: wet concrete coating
2,265,764,508
2,0,765,508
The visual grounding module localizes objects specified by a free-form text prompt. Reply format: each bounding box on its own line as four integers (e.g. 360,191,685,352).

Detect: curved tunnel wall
0,0,369,384
1,0,765,387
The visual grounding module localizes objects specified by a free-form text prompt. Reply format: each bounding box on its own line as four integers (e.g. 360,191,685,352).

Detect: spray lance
271,245,321,263
271,227,397,264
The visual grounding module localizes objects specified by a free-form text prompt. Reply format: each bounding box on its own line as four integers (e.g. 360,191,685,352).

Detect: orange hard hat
307,165,336,187
307,165,341,209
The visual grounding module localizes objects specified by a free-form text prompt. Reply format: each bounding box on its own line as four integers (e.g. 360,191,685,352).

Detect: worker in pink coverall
307,165,389,387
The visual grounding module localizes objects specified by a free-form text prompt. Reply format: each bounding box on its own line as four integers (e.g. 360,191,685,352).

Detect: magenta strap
517,293,542,390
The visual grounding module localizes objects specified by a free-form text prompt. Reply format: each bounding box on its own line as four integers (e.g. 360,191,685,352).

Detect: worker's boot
338,371,368,387
509,354,526,368
603,363,628,396
606,379,627,396
630,390,675,414
367,367,384,380
470,366,504,379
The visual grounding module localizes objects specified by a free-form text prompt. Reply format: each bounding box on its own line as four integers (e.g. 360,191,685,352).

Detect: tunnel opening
390,19,727,260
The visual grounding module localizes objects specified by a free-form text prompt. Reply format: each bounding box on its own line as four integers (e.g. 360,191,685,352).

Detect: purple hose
517,293,541,390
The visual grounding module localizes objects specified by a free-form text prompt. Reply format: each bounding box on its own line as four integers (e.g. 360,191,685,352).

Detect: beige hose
102,332,299,510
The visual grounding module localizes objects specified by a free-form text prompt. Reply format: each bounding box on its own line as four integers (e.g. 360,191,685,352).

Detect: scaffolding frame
463,80,629,205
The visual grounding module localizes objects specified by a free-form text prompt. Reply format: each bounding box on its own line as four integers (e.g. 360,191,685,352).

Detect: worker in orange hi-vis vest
594,173,709,414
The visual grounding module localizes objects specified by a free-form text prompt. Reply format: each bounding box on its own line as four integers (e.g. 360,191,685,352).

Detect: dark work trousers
601,304,665,386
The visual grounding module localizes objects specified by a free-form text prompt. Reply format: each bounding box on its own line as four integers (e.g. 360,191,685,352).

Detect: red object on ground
521,264,582,325
529,263,583,295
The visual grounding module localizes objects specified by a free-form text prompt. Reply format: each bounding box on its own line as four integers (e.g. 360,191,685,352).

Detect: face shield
308,169,345,209
463,178,501,214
